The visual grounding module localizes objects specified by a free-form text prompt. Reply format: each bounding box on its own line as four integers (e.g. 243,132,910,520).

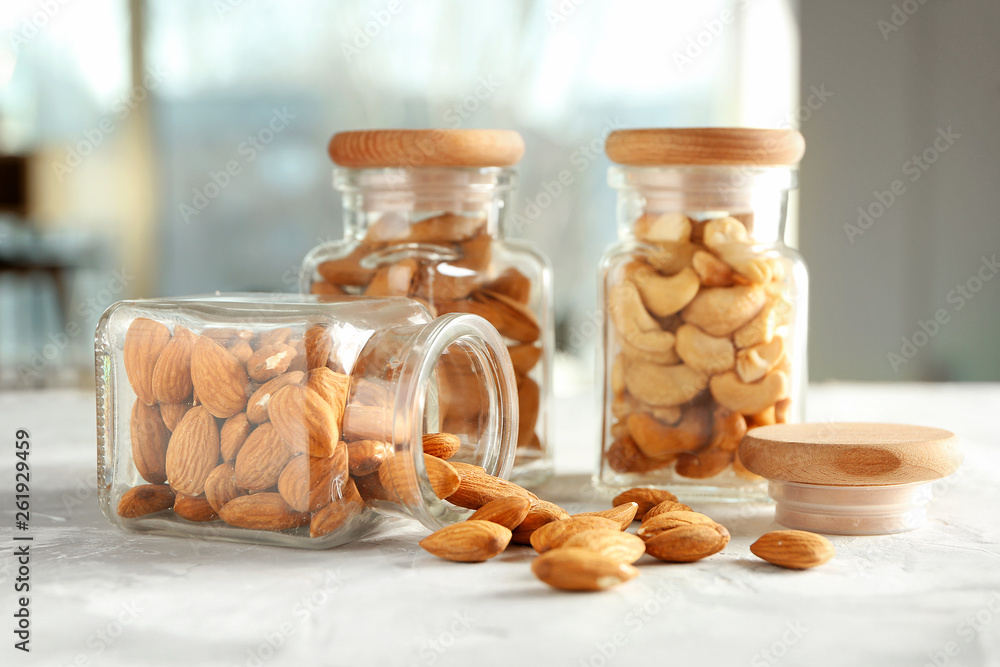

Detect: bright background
1,0,998,391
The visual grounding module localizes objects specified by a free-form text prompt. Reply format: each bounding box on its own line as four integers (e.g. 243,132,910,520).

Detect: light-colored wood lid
605,128,805,167
739,423,961,486
328,130,524,168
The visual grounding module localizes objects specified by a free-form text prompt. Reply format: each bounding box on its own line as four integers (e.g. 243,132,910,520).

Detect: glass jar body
596,166,808,501
96,294,518,548
300,167,553,485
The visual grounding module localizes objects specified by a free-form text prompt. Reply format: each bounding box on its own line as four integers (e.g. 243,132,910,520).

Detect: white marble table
1,384,999,666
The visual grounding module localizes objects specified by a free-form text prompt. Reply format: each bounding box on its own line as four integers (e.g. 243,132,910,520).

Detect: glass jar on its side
300,130,553,485
596,128,808,501
96,294,517,548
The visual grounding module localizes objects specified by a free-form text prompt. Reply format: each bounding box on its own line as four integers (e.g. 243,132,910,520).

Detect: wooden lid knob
328,130,524,168
605,128,805,167
739,423,961,486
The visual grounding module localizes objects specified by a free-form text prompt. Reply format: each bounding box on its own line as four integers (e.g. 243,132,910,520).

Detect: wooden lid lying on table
605,128,805,166
329,130,525,168
739,422,961,486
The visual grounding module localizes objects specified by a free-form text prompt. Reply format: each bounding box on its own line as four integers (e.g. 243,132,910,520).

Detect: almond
353,469,393,503
123,318,171,405
310,479,366,538
531,548,639,591
277,443,349,512
227,340,253,366
346,439,388,476
562,529,646,565
511,501,570,545
247,371,305,424
257,327,293,348
612,488,679,517
218,493,310,531
643,522,730,562
507,343,542,375
152,325,197,403
191,336,251,418
377,453,461,502
159,402,192,432
220,412,252,462
419,520,512,562
304,322,334,370
422,432,461,460
636,511,717,539
307,367,349,429
468,496,534,530
165,406,220,496
247,344,296,383
130,399,169,484
445,462,537,510
117,484,175,518
204,462,243,512
641,500,695,523
750,530,835,570
234,422,295,491
530,516,621,554
471,289,541,344
425,455,461,499
268,384,339,457
573,502,639,530
172,493,219,522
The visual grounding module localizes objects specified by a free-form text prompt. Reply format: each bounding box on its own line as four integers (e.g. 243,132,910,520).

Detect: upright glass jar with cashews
596,128,808,500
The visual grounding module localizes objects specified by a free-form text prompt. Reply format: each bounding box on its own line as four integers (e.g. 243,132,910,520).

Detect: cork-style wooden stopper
739,422,961,486
605,128,805,167
328,130,525,168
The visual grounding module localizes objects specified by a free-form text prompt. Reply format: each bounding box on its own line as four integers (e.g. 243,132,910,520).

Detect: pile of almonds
308,211,545,456
419,480,834,591
606,212,795,480
117,316,483,539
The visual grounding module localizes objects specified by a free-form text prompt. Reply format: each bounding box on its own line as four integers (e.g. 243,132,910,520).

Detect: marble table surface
1,383,999,667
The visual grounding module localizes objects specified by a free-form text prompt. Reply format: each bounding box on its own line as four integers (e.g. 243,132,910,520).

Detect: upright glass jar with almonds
596,128,808,500
301,130,553,485
96,294,519,548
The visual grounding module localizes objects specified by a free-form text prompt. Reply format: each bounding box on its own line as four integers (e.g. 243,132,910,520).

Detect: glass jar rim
334,166,516,194
608,164,797,193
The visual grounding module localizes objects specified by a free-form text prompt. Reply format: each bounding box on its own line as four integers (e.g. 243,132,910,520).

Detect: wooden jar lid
605,128,805,167
739,423,961,486
328,130,525,168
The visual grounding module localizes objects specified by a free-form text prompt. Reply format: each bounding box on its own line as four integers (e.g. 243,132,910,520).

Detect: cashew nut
635,212,692,243
706,406,748,453
630,266,700,317
619,335,680,365
692,250,735,287
735,335,785,383
609,280,677,360
624,362,707,407
644,243,697,275
611,358,626,396
703,217,750,247
714,245,773,284
709,370,788,415
747,405,776,427
627,407,710,459
613,387,682,425
681,286,767,337
675,324,735,375
775,397,792,423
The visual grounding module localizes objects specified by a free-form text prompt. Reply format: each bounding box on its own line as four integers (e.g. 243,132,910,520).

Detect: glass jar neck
345,311,518,529
608,165,796,245
334,167,515,242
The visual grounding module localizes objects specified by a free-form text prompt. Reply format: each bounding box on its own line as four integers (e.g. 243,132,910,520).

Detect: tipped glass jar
300,130,554,485
96,294,518,548
595,128,808,501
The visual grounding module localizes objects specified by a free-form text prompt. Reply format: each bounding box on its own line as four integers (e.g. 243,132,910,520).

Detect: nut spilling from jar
605,212,795,480
309,211,545,456
117,316,482,538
